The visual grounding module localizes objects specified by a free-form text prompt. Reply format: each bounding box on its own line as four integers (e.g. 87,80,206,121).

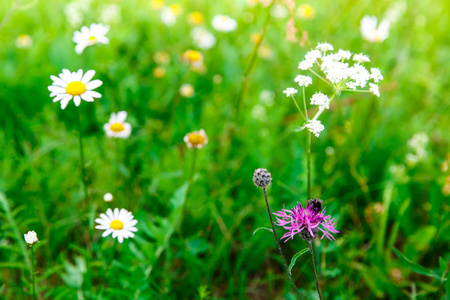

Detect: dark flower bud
308,197,324,213
253,168,272,188
300,228,318,241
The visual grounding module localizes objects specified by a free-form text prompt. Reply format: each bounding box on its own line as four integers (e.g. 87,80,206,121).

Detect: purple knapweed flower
273,197,339,242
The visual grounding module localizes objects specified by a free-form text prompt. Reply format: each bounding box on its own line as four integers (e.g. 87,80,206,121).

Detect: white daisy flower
310,92,330,110
184,129,208,149
361,15,390,43
316,42,333,52
353,53,371,64
24,231,39,246
95,208,138,243
369,83,380,97
48,69,102,109
103,111,132,139
212,15,237,32
103,192,113,202
305,120,325,137
370,68,383,83
294,75,312,87
283,87,298,97
73,23,109,55
191,28,216,50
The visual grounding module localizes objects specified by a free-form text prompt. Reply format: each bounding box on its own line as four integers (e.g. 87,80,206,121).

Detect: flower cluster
273,198,339,242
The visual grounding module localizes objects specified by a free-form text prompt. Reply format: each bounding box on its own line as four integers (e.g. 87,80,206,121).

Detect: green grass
0,0,449,299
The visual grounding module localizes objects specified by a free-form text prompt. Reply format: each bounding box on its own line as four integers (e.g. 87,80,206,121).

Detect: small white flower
408,133,428,149
191,28,216,50
104,111,132,139
73,23,109,55
349,64,371,88
361,15,390,43
370,68,383,83
24,231,39,246
305,49,321,62
100,4,121,24
369,83,380,97
184,129,208,149
283,87,298,97
103,193,113,202
337,49,352,60
95,208,138,243
270,4,289,19
260,90,275,106
212,15,237,32
251,104,267,121
353,53,371,64
16,34,33,49
346,81,358,90
294,75,313,87
180,84,195,97
48,69,102,109
161,7,177,26
310,92,330,110
298,59,314,70
305,120,325,137
316,42,333,52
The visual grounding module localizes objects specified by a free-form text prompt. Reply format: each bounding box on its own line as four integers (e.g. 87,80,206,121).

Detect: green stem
308,241,323,300
235,1,274,119
307,132,312,200
263,188,303,300
77,109,88,202
189,149,198,184
309,68,332,86
31,246,36,300
302,86,309,119
291,96,307,120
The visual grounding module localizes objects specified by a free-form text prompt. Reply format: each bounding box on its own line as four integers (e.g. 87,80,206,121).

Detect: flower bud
253,168,272,188
24,231,39,246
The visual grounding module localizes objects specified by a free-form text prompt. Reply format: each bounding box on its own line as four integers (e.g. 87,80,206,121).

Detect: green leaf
393,248,440,279
0,262,28,269
252,227,273,236
288,248,309,275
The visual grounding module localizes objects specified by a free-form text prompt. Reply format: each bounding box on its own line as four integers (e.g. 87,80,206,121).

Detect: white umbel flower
361,16,390,43
369,83,380,97
298,59,314,70
104,111,132,139
294,75,312,87
310,92,330,110
305,120,325,137
370,68,383,83
191,28,216,50
184,129,208,149
24,231,39,246
48,69,102,109
95,208,138,243
353,53,371,64
212,15,237,32
316,42,333,52
73,23,109,55
283,87,298,97
337,49,352,60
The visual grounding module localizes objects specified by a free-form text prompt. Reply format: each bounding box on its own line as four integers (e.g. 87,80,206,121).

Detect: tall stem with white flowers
77,109,88,201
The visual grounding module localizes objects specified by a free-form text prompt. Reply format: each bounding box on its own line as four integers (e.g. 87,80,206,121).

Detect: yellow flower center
110,219,123,230
88,36,97,43
188,132,205,145
298,4,315,19
153,66,166,78
373,31,382,42
110,123,125,132
66,81,86,96
184,50,202,62
150,0,165,10
169,4,182,16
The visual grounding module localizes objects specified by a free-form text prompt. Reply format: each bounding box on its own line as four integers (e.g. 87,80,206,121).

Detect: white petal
74,69,83,81
117,234,124,243
85,79,102,90
84,91,102,98
48,86,66,93
75,43,87,55
102,229,113,237
73,95,81,106
50,75,68,87
114,208,120,219
116,111,127,123
106,208,114,220
81,70,95,83
60,97,72,109
81,93,94,102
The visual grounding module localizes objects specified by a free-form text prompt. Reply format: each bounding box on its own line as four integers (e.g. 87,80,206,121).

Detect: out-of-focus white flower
64,0,92,27
161,7,176,26
370,68,383,83
310,92,330,110
408,133,428,149
15,34,33,48
104,111,132,139
24,231,39,246
298,59,314,70
191,28,216,50
305,120,325,137
337,49,352,60
100,4,121,24
95,208,138,243
73,23,109,54
305,50,321,61
270,4,289,19
361,15,390,43
260,90,275,106
353,53,371,64
180,84,194,97
283,87,298,97
384,0,407,24
316,42,333,52
369,83,380,97
48,69,102,109
103,193,113,202
212,15,237,32
184,129,208,149
294,75,313,87
251,104,267,121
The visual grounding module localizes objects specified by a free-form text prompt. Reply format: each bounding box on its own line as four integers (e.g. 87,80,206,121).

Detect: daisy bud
24,231,39,246
253,168,272,188
308,197,324,213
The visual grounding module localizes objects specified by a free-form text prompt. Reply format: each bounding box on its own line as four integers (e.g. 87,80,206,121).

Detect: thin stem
189,149,198,184
77,109,88,201
308,241,323,300
308,68,332,86
30,246,36,300
307,132,312,200
341,89,370,93
263,187,303,300
302,86,309,120
291,96,307,121
235,1,274,119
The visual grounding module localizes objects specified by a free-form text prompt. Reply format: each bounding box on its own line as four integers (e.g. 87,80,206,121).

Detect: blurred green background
0,0,449,299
